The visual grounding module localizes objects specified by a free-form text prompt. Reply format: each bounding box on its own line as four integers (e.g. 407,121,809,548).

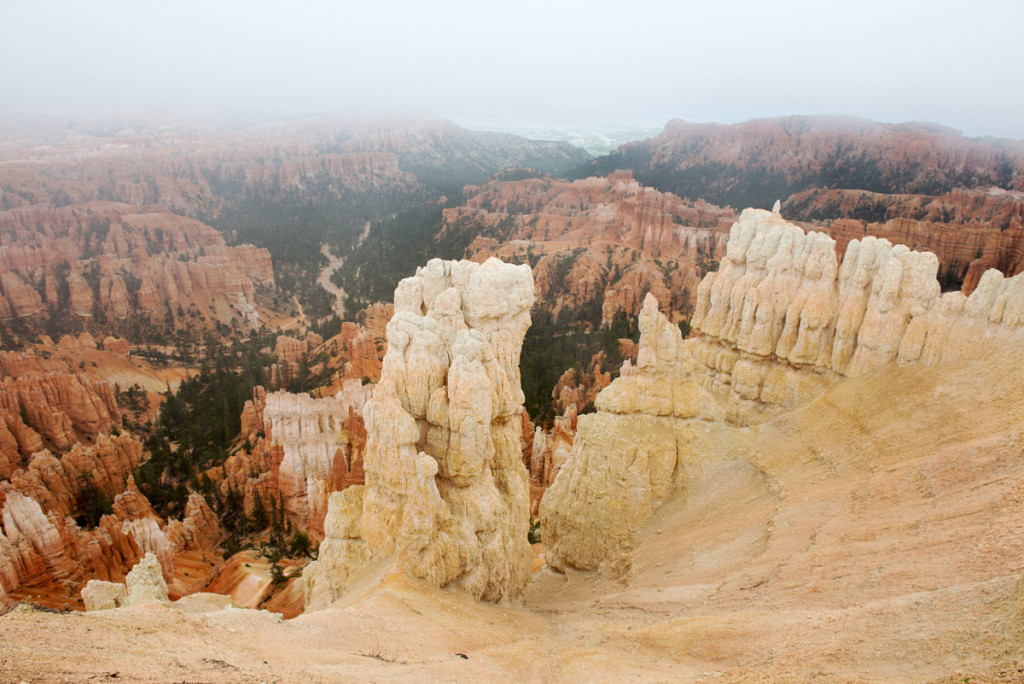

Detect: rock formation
217,381,370,543
264,387,368,537
305,257,534,609
541,294,725,572
124,552,169,605
688,207,1024,410
0,202,276,337
81,578,127,611
440,172,732,325
541,208,1024,573
784,187,1024,293
82,552,168,611
581,116,1024,210
310,303,392,394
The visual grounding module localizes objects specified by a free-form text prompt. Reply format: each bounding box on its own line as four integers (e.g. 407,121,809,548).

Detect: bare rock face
305,257,534,610
123,552,169,606
302,487,368,610
689,208,1024,409
165,492,221,553
81,578,127,611
0,272,43,319
541,209,1024,574
0,491,79,585
67,273,95,316
541,295,725,572
264,390,361,537
443,172,733,326
124,552,169,606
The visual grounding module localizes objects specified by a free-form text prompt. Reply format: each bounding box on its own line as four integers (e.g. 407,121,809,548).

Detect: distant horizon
2,107,1022,144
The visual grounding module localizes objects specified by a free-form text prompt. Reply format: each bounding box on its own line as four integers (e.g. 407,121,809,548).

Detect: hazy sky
1,0,1022,137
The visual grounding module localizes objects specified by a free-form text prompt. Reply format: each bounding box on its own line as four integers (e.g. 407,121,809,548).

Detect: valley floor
2,353,1023,683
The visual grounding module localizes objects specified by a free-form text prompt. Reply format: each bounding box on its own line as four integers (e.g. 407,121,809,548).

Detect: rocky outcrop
302,488,368,610
83,552,168,611
0,272,43,319
81,578,127,611
541,207,1024,573
541,295,725,572
551,352,611,415
273,336,306,364
4,434,143,520
305,257,534,609
67,273,95,316
583,116,1024,209
0,491,79,586
311,303,392,394
0,460,216,606
0,371,121,460
528,405,577,491
124,552,169,605
165,493,221,552
265,388,367,537
688,207,1024,409
0,202,276,334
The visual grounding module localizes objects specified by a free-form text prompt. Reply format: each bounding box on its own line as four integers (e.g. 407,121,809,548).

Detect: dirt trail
317,243,348,319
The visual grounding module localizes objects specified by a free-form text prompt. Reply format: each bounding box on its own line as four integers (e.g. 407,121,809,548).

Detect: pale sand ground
2,352,1023,682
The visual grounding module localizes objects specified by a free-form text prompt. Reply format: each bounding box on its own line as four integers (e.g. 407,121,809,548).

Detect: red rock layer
606,116,1024,202
0,201,276,336
440,172,734,324
310,302,391,396
0,472,221,608
216,383,370,541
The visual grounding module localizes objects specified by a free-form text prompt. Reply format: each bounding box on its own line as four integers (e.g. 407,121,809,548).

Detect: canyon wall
0,203,275,335
441,172,733,324
0,344,221,607
263,384,369,538
305,257,534,609
582,116,1024,210
540,295,730,572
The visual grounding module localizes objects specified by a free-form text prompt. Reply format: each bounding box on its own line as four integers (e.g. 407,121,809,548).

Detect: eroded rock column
305,257,534,609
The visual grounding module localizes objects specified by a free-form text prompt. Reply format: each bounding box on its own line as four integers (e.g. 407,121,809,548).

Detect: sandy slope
2,353,1023,682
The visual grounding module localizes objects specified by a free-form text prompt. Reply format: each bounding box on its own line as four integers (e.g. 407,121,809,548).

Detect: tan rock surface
81,578,127,611
307,257,535,608
124,552,169,606
689,207,1024,409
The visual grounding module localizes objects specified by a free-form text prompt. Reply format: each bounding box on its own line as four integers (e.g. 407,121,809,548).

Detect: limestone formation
541,295,726,572
124,552,169,605
302,487,368,610
541,209,1024,573
81,579,127,611
165,493,222,553
82,552,168,610
689,208,1024,408
443,172,732,327
305,257,534,609
0,492,79,584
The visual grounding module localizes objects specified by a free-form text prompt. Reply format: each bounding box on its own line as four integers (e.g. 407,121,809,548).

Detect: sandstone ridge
689,207,1024,409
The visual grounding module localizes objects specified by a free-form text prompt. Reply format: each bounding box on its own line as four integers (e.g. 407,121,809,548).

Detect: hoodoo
305,257,535,609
